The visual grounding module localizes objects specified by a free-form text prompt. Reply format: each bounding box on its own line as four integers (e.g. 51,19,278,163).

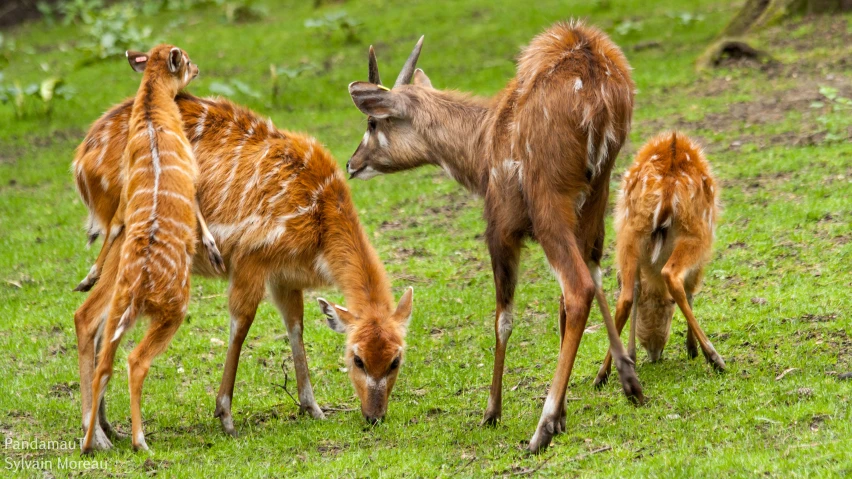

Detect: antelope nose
346,159,351,171
363,414,383,425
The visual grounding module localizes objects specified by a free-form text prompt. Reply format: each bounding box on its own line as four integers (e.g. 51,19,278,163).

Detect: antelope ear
412,68,432,88
393,287,414,332
348,81,406,119
126,50,148,73
318,298,356,334
168,47,182,73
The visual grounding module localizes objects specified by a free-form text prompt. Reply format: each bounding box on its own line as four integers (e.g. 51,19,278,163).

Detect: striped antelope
346,22,640,452
72,92,414,447
594,132,725,387
82,45,201,453
74,56,225,292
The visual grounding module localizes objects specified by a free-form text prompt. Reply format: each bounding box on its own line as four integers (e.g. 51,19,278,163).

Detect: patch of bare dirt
641,16,852,152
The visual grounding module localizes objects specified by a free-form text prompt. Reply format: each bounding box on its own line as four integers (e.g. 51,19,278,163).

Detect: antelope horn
394,35,424,88
368,45,382,85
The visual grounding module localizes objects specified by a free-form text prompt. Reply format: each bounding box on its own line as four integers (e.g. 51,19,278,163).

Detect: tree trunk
698,0,851,70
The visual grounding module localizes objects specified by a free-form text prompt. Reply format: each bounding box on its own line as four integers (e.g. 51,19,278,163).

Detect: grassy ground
1,0,851,477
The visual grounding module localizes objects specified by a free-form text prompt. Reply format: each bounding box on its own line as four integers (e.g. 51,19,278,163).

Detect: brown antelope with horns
593,132,725,388
73,93,414,450
347,21,641,452
82,44,201,453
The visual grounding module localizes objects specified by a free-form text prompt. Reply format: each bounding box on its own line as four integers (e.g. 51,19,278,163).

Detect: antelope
82,44,201,453
73,94,414,450
347,21,641,452
593,132,725,387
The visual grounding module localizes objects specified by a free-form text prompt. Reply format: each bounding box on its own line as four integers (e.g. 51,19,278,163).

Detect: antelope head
317,287,414,423
634,281,675,362
346,37,439,180
126,44,199,95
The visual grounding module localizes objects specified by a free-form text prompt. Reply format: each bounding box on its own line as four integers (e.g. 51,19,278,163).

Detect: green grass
1,0,851,477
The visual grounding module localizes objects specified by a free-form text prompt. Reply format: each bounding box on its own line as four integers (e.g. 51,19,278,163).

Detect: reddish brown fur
82,44,200,453
594,132,725,385
72,93,413,441
347,21,639,451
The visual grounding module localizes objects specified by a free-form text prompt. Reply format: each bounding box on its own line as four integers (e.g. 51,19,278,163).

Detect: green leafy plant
305,11,360,44
812,86,852,111
77,4,153,62
0,77,74,118
56,0,105,26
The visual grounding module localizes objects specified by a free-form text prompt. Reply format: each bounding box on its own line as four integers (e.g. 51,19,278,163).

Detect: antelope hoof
100,418,126,441
73,276,97,292
205,240,226,274
81,427,112,454
481,407,501,427
214,403,238,437
686,339,699,359
557,407,567,434
706,351,726,371
132,437,149,452
615,358,644,405
528,417,559,454
593,366,611,390
301,403,326,420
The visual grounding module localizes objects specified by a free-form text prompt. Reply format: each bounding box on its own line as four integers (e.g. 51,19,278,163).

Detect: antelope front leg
481,228,521,426
214,269,265,436
662,240,725,371
195,199,225,274
270,284,325,419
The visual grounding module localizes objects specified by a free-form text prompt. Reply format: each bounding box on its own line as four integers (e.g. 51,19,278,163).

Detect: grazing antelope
73,92,414,449
347,22,640,452
593,132,725,387
82,44,201,453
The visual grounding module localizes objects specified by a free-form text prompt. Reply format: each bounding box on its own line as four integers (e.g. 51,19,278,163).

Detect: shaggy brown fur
72,93,413,445
347,21,638,452
594,132,725,386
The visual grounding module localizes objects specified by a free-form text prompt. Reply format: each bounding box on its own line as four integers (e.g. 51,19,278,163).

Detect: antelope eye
368,118,377,131
353,355,365,370
389,357,400,371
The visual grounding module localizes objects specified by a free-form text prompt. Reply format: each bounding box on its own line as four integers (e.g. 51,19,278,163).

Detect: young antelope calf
594,132,725,387
82,45,200,453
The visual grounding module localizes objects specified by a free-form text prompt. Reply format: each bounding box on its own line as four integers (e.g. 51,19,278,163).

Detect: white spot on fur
314,254,334,283
651,237,664,264
574,78,583,91
377,131,389,148
587,263,602,289
362,131,370,146
498,309,514,344
229,314,238,345
652,200,662,229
